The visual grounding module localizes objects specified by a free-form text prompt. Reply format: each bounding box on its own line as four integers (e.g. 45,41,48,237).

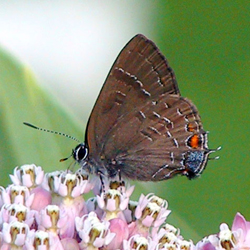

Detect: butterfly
71,34,218,182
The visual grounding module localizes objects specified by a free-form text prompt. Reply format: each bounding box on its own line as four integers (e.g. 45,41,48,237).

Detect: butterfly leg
97,171,106,194
118,169,122,181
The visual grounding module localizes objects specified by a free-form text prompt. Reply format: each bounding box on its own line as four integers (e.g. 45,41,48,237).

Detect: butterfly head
72,143,89,163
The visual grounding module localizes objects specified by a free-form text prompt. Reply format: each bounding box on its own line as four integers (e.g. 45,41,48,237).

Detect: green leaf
0,47,83,186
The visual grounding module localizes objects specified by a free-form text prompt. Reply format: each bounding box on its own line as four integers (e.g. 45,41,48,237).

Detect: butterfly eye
73,143,88,162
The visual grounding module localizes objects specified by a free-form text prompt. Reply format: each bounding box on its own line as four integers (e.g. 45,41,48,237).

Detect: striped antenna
23,122,80,143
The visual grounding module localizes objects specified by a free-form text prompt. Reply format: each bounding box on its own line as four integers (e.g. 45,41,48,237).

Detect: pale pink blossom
196,213,250,250
1,163,248,249
75,211,116,249
123,234,157,250
0,221,30,249
108,218,130,249
10,164,44,189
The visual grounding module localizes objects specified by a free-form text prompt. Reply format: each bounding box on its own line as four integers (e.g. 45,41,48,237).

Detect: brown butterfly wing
103,94,208,181
86,34,179,160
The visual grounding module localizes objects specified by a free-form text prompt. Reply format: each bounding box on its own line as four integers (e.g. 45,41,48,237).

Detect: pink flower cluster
196,212,250,250
0,164,249,250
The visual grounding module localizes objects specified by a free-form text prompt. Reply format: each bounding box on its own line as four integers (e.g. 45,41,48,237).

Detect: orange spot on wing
189,134,199,148
187,123,197,132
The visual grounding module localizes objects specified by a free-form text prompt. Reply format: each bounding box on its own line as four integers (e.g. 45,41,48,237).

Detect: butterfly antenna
23,122,80,143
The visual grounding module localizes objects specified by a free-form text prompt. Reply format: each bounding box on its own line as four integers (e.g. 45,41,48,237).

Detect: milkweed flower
196,213,250,250
0,164,248,249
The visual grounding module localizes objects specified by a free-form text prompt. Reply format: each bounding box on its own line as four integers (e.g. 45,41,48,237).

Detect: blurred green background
0,0,249,243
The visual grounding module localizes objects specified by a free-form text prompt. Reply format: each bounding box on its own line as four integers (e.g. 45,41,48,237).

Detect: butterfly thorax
72,143,118,177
